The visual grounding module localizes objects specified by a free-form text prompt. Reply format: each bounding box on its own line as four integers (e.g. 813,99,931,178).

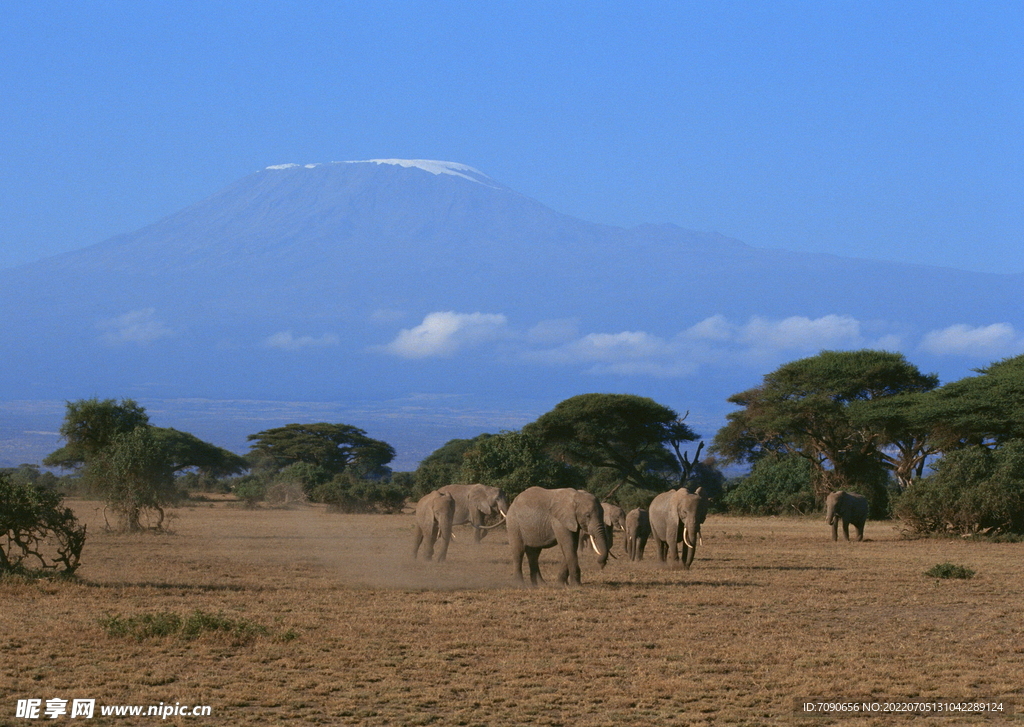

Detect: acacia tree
247,423,395,477
413,434,493,497
45,399,244,531
925,354,1024,448
457,429,584,501
712,350,939,505
524,393,700,497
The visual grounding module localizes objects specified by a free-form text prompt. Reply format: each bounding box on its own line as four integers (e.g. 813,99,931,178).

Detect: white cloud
265,331,340,350
919,323,1020,356
684,314,735,342
380,311,1021,378
382,311,509,358
97,308,174,345
526,314,904,377
737,314,862,351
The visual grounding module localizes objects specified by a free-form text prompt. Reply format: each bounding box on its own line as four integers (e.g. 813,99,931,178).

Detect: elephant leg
436,527,451,562
409,528,421,561
854,522,864,542
668,528,681,567
656,539,668,562
424,522,438,560
681,543,694,570
525,547,544,586
831,521,839,542
637,535,648,561
842,521,851,541
557,532,582,586
509,529,526,584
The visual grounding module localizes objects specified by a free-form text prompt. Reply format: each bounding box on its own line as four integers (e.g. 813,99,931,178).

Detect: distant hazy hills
2,159,1021,467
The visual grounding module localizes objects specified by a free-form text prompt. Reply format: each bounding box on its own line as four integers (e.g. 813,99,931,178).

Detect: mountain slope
1,159,1021,466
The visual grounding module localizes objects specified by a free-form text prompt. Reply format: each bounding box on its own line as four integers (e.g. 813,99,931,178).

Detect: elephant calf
412,490,456,561
648,487,709,569
624,508,650,561
826,490,868,542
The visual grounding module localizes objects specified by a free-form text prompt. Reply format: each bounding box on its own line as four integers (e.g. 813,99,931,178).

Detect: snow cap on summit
263,159,495,186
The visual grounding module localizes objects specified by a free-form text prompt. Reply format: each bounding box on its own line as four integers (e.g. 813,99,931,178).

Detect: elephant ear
470,489,492,515
551,492,580,532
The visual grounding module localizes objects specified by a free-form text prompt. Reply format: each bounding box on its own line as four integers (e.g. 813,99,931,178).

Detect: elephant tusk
470,513,507,530
683,525,695,550
698,532,703,547
589,534,601,556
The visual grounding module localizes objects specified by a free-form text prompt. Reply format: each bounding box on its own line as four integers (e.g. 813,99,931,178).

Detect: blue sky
2,1,1021,272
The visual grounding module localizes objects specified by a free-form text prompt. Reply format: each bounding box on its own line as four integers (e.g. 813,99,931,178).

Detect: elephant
411,490,456,561
648,487,709,569
602,502,626,534
826,490,868,541
437,483,509,542
624,508,650,561
579,502,626,552
506,487,610,586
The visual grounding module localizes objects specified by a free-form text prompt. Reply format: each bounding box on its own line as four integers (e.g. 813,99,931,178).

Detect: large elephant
411,490,456,561
624,508,650,561
648,487,709,569
826,491,868,542
506,487,610,586
437,483,509,542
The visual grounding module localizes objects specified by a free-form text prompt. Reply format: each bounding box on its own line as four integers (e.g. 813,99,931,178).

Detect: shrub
312,472,411,513
0,474,87,576
894,442,1024,536
99,610,270,644
722,455,816,515
231,476,267,508
925,563,975,580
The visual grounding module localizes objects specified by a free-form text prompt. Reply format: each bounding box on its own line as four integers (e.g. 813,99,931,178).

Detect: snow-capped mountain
1,160,1021,467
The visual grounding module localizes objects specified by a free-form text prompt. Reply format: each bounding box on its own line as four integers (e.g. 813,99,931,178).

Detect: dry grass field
2,498,1023,726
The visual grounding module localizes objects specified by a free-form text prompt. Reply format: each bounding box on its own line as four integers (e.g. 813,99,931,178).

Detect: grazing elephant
648,487,709,569
826,491,868,542
506,487,610,586
624,508,650,561
438,483,509,541
411,490,456,561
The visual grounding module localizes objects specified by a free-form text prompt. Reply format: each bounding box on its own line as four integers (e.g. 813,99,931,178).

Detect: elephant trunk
592,522,610,569
682,523,699,568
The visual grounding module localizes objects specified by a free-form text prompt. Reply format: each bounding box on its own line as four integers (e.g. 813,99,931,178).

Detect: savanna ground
2,499,1022,726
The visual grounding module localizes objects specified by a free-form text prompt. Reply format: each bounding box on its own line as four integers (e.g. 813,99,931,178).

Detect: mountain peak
262,159,497,188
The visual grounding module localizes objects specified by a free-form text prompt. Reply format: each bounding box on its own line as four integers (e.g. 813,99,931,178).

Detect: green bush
0,474,87,576
894,442,1024,536
99,610,270,644
231,476,267,508
312,472,411,513
925,563,975,580
722,455,816,515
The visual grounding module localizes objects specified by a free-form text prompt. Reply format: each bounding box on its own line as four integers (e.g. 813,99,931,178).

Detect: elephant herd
412,484,869,586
